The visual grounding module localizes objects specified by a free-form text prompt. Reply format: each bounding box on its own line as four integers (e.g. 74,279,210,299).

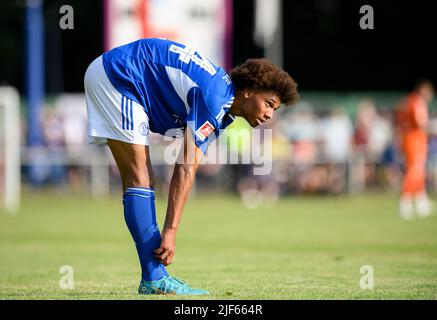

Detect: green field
1,190,437,299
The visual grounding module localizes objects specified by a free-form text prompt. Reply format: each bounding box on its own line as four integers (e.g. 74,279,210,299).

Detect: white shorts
84,55,150,145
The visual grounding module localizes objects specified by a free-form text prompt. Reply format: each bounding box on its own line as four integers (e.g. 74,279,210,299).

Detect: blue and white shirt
102,38,236,153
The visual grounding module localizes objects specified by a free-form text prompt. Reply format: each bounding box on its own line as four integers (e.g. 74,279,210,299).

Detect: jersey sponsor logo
169,44,217,76
195,120,215,141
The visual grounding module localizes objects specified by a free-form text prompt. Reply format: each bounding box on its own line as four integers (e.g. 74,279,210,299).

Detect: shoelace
160,276,189,293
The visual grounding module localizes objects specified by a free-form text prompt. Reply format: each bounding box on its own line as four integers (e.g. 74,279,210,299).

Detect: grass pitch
1,190,437,299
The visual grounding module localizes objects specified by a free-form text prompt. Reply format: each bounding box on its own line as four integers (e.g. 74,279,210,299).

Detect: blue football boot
138,276,209,295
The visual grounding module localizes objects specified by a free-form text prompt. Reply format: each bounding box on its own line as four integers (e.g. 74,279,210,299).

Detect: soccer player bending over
84,38,298,295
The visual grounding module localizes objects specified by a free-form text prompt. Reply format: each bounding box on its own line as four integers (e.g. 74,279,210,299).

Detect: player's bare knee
122,174,154,189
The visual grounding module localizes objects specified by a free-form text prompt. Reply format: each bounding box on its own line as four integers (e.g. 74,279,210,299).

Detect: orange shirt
397,92,428,160
405,93,428,134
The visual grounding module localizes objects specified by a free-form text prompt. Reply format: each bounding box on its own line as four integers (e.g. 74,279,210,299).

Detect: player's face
420,85,434,103
243,90,281,127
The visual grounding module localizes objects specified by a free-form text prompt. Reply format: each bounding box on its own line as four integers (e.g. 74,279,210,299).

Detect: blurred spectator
271,113,292,195
41,107,66,185
226,116,253,196
353,98,376,156
427,115,437,194
321,107,353,163
320,107,353,193
195,139,225,194
368,110,393,162
225,117,264,208
55,95,87,147
353,98,378,187
281,102,325,193
25,105,66,187
281,102,319,164
55,94,88,191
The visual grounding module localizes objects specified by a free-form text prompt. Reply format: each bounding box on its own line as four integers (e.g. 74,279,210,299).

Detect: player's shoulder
204,68,233,92
201,79,235,121
407,93,426,109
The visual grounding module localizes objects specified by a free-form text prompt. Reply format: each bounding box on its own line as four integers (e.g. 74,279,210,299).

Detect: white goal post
0,86,21,213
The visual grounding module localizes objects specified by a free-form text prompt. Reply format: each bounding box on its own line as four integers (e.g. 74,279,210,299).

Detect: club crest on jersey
139,122,149,136
195,121,215,141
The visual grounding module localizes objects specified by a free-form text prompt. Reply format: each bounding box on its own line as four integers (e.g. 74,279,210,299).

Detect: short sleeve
185,87,220,154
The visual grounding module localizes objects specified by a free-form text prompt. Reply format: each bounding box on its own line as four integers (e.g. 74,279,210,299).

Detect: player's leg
107,139,155,190
108,139,208,295
400,165,415,219
412,149,432,217
107,139,169,281
414,178,431,218
400,143,415,219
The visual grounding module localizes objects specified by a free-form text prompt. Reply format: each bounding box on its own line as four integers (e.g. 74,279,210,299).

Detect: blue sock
123,187,169,281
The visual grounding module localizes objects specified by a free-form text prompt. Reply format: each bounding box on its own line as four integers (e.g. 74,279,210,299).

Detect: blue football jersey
102,38,236,153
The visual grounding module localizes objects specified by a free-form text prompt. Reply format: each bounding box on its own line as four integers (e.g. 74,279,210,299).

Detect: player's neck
229,91,244,117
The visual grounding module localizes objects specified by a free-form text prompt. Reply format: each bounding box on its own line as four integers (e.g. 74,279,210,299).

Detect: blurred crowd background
10,90,437,207
1,0,437,209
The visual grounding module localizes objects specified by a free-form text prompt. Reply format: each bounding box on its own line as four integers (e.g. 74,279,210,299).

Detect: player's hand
154,228,176,266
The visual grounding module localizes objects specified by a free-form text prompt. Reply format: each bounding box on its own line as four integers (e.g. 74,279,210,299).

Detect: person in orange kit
396,80,434,219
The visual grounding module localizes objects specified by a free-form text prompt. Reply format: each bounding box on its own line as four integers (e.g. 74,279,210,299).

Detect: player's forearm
163,163,198,231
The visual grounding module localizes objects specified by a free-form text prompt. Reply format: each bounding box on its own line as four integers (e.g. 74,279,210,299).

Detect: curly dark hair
229,58,299,106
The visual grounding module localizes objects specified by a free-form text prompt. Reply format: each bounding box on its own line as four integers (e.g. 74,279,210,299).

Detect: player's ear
244,89,253,99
